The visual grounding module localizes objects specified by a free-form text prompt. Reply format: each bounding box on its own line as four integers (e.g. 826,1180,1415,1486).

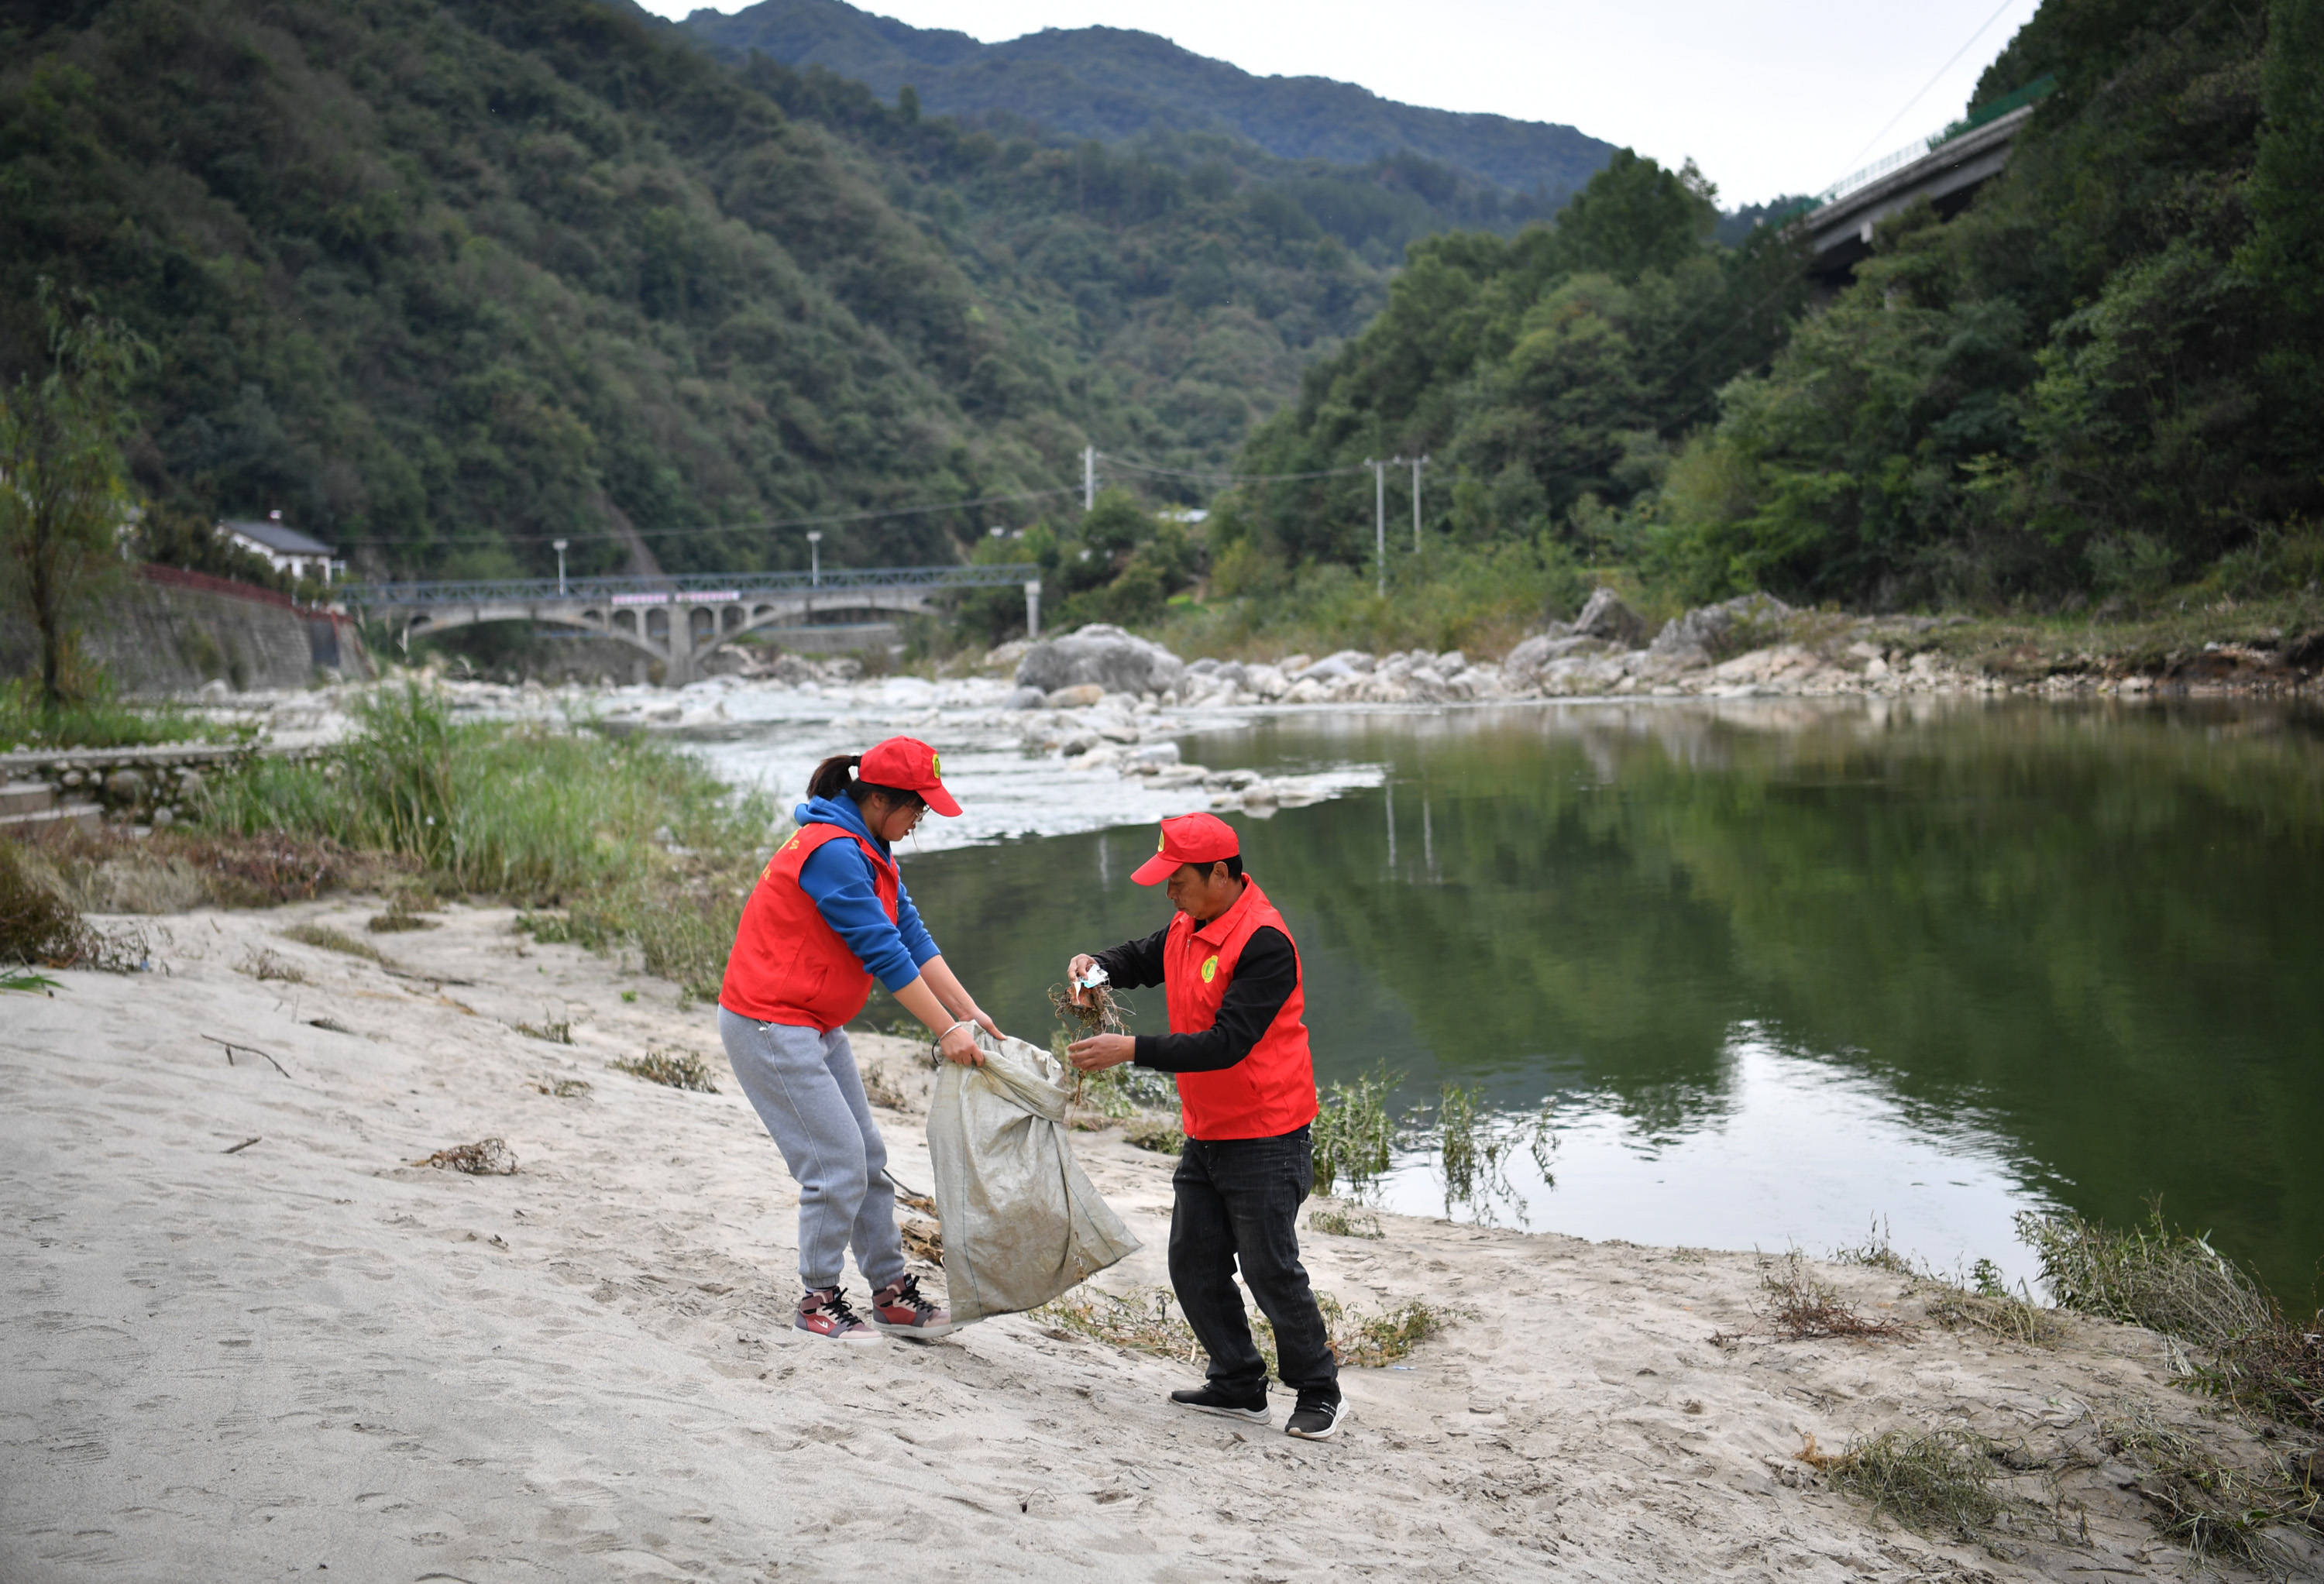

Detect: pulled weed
1309,1206,1385,1239
1033,1284,1455,1371
1927,1287,2069,1347
614,1047,718,1093
415,1137,517,1175
1807,1428,2019,1545
367,902,438,933
1761,1252,1915,1342
900,1217,944,1265
280,922,389,965
235,947,305,984
2099,1402,2319,1569
2023,1205,2322,1433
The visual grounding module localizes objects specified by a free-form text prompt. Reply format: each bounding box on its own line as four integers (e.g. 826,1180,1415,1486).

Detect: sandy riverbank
5,899,2312,1581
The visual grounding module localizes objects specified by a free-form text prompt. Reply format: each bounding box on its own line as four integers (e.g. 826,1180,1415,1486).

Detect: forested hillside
1,0,1595,586
681,0,1613,201
1218,0,2324,613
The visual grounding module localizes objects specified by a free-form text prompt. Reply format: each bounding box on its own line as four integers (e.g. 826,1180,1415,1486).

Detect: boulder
982,638,1033,672
1648,593,1793,668
1045,684,1105,709
1002,685,1047,710
1014,624,1186,696
1572,589,1648,648
1243,664,1290,699
1502,634,1614,682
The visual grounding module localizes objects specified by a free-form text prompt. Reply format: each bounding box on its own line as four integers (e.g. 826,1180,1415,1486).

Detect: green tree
0,283,148,707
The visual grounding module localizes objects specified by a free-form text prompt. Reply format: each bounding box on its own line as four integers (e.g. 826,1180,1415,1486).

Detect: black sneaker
1168,1383,1270,1424
1284,1391,1348,1441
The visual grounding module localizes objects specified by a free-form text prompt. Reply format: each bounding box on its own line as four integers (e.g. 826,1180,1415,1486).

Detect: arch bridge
347,565,1041,685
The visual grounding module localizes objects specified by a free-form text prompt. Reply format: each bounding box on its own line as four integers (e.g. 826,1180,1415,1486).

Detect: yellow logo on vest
1200,954,1219,983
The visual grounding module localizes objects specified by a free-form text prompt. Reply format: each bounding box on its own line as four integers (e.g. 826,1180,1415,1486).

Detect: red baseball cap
858,737,961,816
1130,812,1239,885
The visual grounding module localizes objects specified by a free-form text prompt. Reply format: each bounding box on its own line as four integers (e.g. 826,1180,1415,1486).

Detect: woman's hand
1067,953,1098,1005
938,1022,983,1067
967,1004,1002,1041
1067,1033,1135,1072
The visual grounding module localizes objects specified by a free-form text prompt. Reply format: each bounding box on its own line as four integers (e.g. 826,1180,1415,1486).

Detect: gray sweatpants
719,1007,907,1293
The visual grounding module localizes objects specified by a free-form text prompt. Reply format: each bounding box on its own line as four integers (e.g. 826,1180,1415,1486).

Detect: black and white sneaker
1168,1383,1271,1424
1284,1391,1348,1441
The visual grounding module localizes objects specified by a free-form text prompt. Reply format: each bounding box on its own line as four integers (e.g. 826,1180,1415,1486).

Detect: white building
222,511,341,584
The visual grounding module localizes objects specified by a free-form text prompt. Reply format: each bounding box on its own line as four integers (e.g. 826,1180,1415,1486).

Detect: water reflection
902,697,2324,1297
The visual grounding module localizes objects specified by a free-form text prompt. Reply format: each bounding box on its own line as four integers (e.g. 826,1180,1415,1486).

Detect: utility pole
1367,457,1388,596
552,538,569,596
1406,455,1428,553
1083,445,1097,511
806,531,822,587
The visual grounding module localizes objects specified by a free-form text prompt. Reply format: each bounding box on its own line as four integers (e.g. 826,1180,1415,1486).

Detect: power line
1098,453,1373,483
1828,0,2023,185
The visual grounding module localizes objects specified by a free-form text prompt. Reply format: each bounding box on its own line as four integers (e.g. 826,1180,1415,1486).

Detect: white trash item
927,1033,1141,1326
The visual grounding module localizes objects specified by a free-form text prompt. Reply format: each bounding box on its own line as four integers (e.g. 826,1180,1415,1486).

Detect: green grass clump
0,680,249,751
1309,1206,1384,1239
1812,1428,2016,1544
2,840,86,966
280,922,390,964
614,1047,718,1093
1122,1116,1184,1154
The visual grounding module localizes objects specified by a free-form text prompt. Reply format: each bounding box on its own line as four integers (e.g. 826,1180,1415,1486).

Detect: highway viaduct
346,565,1042,685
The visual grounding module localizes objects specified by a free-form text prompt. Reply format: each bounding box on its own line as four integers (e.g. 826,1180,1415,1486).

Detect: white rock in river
1014,624,1186,696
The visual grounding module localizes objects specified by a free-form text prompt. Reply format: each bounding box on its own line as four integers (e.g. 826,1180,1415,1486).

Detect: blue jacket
794,795,940,992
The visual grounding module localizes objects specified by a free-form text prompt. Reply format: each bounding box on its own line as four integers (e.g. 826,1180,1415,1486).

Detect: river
713,692,2324,1299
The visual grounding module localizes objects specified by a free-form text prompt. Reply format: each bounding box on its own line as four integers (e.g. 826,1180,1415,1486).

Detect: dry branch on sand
416,1138,517,1175
901,1217,944,1264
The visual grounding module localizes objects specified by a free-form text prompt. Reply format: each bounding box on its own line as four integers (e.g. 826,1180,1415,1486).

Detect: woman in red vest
719,737,994,1342
1064,812,1346,1440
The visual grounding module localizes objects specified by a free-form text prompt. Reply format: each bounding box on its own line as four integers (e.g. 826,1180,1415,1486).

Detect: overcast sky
642,0,2044,205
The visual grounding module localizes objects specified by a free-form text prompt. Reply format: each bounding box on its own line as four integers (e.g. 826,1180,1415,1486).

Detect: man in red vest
1066,812,1345,1441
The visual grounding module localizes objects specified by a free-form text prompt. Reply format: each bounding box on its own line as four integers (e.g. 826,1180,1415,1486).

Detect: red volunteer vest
719,823,900,1032
1166,877,1318,1141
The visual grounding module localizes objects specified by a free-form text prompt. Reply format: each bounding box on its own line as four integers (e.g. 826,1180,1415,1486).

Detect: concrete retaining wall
0,565,373,696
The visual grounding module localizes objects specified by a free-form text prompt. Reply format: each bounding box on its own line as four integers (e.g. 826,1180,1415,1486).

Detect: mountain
681,0,1614,201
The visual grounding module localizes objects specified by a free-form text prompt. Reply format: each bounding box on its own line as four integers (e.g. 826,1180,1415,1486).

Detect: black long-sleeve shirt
1092,921,1298,1074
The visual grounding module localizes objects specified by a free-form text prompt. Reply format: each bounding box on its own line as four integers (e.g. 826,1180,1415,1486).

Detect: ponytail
808,754,862,801
806,753,920,812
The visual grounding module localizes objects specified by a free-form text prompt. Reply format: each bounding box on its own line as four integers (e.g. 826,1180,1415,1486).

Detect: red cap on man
858,737,962,816
1130,811,1240,885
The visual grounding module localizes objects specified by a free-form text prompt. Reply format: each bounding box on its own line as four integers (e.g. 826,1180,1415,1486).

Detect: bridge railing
345,564,1040,609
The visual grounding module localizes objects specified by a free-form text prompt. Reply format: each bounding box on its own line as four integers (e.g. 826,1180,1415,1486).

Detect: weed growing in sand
1312,1064,1401,1201
614,1047,718,1093
861,1064,913,1111
1759,1252,1915,1342
1428,1084,1556,1225
235,946,306,984
1309,1207,1384,1239
280,922,390,965
1804,1428,2020,1545
2022,1204,2322,1435
514,1017,573,1044
3,968,62,992
2098,1401,2319,1568
531,1076,591,1098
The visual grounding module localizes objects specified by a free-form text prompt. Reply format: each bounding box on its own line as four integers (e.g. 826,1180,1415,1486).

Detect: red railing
138,562,324,613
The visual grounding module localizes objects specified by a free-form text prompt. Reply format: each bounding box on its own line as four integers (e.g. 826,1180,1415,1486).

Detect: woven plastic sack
927,1032,1140,1325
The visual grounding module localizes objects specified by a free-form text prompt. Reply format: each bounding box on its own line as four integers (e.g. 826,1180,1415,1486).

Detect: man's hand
1067,1033,1135,1072
1067,953,1098,1006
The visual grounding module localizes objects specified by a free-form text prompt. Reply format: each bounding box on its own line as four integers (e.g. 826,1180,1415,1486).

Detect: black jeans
1169,1125,1339,1399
